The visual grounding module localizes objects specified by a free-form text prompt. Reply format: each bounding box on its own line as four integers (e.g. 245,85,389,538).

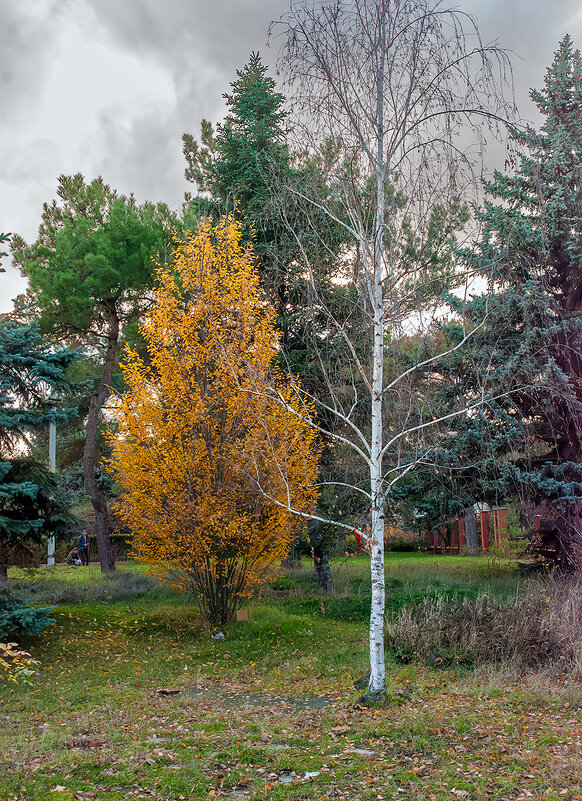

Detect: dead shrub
386,576,582,677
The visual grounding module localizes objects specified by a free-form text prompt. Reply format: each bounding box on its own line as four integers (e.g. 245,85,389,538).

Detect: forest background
3,0,582,703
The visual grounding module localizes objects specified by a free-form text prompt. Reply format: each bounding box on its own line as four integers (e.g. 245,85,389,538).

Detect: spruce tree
183,55,292,299
437,36,582,565
183,53,346,339
0,322,77,582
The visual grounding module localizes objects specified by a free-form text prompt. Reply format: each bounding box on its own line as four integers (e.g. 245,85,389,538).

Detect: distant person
67,546,82,566
78,529,90,566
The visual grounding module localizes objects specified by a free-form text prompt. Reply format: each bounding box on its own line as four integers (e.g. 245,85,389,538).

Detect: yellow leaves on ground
107,218,320,621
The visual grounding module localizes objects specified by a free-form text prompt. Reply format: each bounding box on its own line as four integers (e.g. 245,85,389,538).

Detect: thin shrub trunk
313,545,333,593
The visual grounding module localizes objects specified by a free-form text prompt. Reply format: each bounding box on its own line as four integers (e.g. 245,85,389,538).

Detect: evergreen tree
183,53,347,338
438,36,582,565
0,322,78,582
12,175,176,573
184,54,292,297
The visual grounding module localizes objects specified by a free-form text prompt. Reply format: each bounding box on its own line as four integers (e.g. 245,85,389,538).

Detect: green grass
268,552,522,622
1,554,580,801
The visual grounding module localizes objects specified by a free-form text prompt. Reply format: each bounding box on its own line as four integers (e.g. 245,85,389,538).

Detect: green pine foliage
11,175,177,572
11,176,174,338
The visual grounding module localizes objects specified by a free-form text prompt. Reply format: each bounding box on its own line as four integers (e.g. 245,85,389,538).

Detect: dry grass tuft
386,575,582,677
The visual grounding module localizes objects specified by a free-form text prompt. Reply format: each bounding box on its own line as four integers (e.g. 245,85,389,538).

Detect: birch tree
269,0,515,695
108,218,320,625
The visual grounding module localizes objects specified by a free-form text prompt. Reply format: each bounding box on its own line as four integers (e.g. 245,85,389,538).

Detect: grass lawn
1,554,581,801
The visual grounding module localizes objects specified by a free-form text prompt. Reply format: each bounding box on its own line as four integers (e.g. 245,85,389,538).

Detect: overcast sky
1,0,581,312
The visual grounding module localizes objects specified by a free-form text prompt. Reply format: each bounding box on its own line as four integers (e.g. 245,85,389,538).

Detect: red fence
426,508,507,553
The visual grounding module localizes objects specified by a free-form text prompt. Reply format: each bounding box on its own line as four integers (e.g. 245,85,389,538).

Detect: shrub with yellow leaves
108,218,320,625
0,642,39,684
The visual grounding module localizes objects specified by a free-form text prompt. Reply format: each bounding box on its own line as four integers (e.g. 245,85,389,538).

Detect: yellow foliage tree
107,218,320,625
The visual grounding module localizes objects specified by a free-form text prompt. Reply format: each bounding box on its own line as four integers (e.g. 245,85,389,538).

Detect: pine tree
12,175,175,573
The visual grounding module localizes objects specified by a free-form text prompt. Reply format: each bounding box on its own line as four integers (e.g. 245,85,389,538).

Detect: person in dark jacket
77,529,90,566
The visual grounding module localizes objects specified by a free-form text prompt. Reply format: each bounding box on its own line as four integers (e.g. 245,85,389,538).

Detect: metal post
47,390,57,567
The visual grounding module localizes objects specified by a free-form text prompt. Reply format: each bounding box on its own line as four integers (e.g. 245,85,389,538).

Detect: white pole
47,391,57,568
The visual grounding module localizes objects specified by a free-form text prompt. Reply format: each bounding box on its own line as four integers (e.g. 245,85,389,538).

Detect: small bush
386,577,582,677
0,590,55,638
0,642,39,684
386,538,424,552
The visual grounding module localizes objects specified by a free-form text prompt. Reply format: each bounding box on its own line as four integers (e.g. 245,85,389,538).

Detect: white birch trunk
276,0,515,699
368,308,385,692
368,19,386,694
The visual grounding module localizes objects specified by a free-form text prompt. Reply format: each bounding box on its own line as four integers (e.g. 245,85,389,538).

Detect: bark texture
464,508,479,555
83,308,119,573
313,547,333,593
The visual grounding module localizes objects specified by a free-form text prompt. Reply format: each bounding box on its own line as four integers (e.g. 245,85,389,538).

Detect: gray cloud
462,0,582,121
54,0,294,221
81,0,289,106
91,103,187,210
0,0,63,125
3,0,582,313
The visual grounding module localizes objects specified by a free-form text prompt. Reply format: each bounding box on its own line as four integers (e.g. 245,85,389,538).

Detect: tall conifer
439,36,582,564
0,323,77,581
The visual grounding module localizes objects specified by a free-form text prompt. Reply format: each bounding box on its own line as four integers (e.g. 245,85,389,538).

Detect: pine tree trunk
84,308,119,574
0,563,8,586
555,501,582,570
